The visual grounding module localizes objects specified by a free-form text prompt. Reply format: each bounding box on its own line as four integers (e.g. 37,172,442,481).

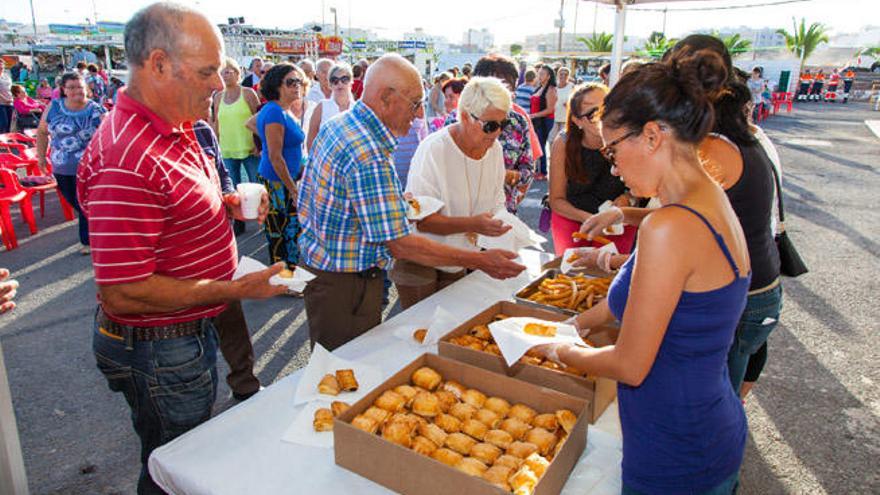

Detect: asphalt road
0,101,877,494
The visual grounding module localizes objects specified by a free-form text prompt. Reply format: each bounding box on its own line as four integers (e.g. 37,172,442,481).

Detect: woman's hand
532,343,568,366
579,207,623,239
505,169,521,186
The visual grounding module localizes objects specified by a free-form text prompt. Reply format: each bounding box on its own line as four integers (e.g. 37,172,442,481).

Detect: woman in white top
306,62,354,151
548,66,572,162
391,77,513,309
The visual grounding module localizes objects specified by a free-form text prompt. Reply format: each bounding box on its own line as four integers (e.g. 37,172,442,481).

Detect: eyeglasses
329,75,351,85
575,106,601,123
469,112,508,134
599,129,638,165
284,77,304,88
389,87,424,114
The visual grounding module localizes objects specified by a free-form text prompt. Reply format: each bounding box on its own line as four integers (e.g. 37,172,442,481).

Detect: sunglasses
575,106,601,122
469,113,508,134
284,77,304,88
329,75,351,85
599,129,638,165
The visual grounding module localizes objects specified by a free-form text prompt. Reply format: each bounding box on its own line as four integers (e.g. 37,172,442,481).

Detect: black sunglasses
600,129,638,165
329,75,351,85
469,113,508,134
575,106,601,122
284,77,304,88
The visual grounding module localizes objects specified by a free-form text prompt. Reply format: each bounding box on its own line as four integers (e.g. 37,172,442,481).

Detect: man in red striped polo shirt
77,4,285,493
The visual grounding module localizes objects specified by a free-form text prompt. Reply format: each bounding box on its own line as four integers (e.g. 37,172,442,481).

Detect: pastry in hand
363,406,391,426
475,408,502,429
445,432,478,455
313,408,334,432
412,392,441,418
440,380,467,400
461,418,488,441
484,397,511,418
419,422,449,447
524,452,550,478
499,417,531,441
393,385,419,407
507,441,539,459
382,420,414,448
431,447,463,467
434,412,462,433
468,324,492,340
413,328,428,343
449,402,478,422
331,401,350,417
374,390,406,412
508,404,537,425
455,457,488,477
525,427,557,457
433,390,457,413
412,435,438,456
523,322,556,337
509,465,539,493
407,197,422,216
318,374,339,396
484,429,514,450
469,442,502,465
555,409,577,434
351,415,378,434
461,389,487,409
532,413,558,432
336,369,358,392
411,367,442,391
482,465,513,491
493,453,523,470
278,268,295,279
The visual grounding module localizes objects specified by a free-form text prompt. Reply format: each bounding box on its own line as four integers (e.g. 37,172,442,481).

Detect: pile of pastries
447,314,590,377
348,366,578,494
523,273,612,312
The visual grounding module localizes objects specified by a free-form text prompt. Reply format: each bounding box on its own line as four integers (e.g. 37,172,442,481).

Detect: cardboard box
438,301,619,423
334,353,589,495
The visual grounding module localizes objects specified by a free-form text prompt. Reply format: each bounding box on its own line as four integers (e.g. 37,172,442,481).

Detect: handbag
769,163,808,277
538,194,552,233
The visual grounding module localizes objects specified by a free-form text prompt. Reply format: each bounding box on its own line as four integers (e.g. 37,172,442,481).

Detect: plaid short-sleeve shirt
297,101,411,272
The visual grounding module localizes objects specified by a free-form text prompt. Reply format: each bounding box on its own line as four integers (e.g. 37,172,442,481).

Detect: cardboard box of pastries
438,301,619,423
334,353,589,495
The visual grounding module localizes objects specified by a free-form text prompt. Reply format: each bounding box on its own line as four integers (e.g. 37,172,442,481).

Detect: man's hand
224,190,270,225
474,249,525,280
579,207,623,240
233,262,289,299
0,268,19,314
471,212,512,237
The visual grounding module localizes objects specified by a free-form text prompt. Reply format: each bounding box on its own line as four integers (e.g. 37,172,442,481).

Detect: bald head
125,2,217,68
362,53,421,102
361,54,425,137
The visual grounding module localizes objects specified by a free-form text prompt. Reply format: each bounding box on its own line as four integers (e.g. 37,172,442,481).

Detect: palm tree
777,18,829,72
723,34,752,56
510,44,523,57
641,32,677,59
578,32,614,53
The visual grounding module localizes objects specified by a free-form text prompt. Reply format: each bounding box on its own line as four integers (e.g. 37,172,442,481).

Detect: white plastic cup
236,183,266,220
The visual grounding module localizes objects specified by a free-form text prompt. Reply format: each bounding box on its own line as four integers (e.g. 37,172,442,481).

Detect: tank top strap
663,203,741,277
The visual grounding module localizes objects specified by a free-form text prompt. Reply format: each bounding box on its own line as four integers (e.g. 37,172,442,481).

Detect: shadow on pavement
783,192,879,259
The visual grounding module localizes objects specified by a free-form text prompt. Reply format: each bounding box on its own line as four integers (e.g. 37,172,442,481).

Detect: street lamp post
330,7,338,38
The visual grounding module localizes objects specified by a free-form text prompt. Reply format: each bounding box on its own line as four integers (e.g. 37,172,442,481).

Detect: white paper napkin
281,402,336,448
560,243,619,275
598,201,624,235
232,256,316,292
292,344,383,406
406,195,444,221
391,305,459,346
476,209,546,252
488,317,588,367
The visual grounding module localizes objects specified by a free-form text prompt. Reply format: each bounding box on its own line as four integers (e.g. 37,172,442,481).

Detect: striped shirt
297,100,411,272
78,90,238,326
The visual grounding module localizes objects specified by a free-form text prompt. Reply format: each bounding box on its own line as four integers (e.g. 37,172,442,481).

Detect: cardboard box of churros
437,301,619,423
333,353,589,495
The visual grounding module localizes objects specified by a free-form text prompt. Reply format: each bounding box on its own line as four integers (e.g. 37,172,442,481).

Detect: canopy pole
609,3,627,86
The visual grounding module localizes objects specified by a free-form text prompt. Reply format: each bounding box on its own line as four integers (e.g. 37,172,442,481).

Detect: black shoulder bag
770,164,808,277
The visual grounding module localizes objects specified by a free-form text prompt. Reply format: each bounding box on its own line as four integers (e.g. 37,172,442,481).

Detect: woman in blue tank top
536,51,751,494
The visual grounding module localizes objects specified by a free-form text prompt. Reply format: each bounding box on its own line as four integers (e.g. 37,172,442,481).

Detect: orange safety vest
844,70,855,80
814,73,826,82
800,73,813,83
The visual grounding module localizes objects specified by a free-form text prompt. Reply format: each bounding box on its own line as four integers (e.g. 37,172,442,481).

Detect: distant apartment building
461,28,494,51
524,32,643,54
716,26,785,49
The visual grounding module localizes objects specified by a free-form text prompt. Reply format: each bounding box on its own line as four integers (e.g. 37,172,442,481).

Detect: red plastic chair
0,168,38,249
0,132,37,146
22,162,74,220
0,153,38,175
782,92,794,112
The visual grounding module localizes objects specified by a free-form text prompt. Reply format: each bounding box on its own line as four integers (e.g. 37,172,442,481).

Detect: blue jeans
727,284,783,394
622,471,739,495
223,156,260,186
54,173,88,246
93,313,219,494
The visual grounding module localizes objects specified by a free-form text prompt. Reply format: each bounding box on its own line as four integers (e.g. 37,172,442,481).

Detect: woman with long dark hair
528,65,557,179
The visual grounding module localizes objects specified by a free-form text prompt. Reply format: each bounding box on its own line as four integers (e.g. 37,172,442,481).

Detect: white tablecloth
149,250,623,494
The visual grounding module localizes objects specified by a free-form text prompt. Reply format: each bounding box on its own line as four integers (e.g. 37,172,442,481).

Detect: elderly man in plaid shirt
298,54,525,350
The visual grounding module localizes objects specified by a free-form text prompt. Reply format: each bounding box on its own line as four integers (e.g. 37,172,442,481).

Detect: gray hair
315,58,334,76
329,62,352,80
124,2,198,67
458,76,511,117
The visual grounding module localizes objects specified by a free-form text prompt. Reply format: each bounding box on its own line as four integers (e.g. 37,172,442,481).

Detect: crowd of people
0,2,792,494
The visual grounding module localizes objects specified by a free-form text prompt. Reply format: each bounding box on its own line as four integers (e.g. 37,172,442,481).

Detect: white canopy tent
588,0,723,85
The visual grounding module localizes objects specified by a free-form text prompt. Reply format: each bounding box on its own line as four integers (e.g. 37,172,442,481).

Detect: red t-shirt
78,90,238,326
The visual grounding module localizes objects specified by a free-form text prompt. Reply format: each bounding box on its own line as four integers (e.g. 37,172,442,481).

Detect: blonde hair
223,56,241,75
458,76,511,117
